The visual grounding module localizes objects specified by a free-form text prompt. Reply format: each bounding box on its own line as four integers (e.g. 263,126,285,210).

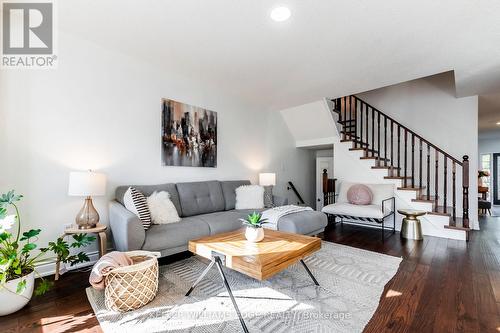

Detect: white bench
321,181,396,241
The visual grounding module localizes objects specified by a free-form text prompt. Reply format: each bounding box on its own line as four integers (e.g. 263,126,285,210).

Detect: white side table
54,223,107,280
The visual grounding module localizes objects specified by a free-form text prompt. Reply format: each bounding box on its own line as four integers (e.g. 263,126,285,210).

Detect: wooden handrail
287,181,305,205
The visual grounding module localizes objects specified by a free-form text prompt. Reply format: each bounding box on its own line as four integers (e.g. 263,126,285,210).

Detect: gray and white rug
86,241,402,333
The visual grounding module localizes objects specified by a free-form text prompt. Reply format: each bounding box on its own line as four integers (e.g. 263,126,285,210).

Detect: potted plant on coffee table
239,212,269,242
0,190,95,315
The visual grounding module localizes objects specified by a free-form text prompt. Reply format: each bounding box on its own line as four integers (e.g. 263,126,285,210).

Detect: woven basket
104,251,160,312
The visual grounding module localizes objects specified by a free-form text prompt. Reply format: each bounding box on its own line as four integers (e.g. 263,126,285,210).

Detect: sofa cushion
322,202,391,219
274,210,327,235
338,181,394,206
116,183,182,216
141,216,210,251
220,180,251,210
176,181,225,217
197,211,245,235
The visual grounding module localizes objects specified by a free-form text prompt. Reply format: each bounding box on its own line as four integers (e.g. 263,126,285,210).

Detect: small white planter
0,271,35,316
245,227,265,242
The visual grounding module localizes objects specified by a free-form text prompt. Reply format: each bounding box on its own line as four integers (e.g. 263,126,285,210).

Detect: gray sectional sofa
109,180,328,257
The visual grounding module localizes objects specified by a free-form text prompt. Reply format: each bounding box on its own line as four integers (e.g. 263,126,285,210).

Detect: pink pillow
347,184,373,205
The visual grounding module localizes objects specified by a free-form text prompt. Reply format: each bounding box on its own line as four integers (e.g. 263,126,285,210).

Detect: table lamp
68,170,106,229
259,173,276,207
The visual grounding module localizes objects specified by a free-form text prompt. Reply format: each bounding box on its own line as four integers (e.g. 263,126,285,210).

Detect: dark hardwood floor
3,217,500,332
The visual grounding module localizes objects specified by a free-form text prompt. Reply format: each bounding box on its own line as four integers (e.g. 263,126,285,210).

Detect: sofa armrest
109,200,145,251
273,195,288,207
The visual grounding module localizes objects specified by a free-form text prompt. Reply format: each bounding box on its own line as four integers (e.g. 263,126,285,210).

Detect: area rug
86,241,402,333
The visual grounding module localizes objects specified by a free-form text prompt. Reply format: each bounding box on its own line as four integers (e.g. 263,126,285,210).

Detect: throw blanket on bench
262,205,313,230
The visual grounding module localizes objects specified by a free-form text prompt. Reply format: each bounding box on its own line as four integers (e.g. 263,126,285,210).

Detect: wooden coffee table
185,229,321,333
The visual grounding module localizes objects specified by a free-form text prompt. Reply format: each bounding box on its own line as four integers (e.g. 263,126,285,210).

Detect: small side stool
55,223,107,280
398,209,426,240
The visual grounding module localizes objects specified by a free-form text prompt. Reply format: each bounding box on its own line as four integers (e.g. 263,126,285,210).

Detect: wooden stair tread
384,176,412,180
397,186,426,191
340,139,369,145
338,120,356,124
444,217,471,231
427,206,455,217
372,166,400,170
340,131,360,138
416,194,438,200
361,157,391,163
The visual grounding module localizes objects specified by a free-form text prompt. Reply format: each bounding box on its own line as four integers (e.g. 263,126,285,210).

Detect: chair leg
381,220,385,242
488,209,492,216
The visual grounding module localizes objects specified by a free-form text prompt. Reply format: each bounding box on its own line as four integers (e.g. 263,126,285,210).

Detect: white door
316,157,334,211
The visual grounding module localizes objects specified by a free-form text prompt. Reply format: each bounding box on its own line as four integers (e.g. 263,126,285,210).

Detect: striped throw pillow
123,187,152,230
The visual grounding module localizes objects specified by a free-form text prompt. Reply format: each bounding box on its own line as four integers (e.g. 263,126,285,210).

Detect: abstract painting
161,99,217,167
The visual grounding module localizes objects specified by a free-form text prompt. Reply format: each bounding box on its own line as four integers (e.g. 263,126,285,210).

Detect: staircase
331,96,472,239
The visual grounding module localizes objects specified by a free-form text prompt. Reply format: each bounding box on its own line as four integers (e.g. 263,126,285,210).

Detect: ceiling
59,1,500,112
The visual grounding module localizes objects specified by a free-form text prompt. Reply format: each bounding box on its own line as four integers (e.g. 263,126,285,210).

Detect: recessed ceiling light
270,6,291,22
497,121,500,125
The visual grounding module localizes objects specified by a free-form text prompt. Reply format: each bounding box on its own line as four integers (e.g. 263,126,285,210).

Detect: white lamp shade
259,173,276,186
68,171,107,196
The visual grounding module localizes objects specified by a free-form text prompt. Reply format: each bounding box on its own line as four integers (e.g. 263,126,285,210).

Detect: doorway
493,153,500,205
316,157,333,210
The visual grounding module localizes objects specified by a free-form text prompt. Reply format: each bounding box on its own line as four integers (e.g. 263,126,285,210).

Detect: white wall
0,32,310,260
357,72,479,228
265,111,316,206
479,138,500,155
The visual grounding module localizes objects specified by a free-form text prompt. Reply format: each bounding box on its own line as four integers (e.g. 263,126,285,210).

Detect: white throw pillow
147,191,181,224
235,185,265,210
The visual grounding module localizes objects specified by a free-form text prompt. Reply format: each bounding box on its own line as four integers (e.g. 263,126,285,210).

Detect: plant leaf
16,279,27,294
20,229,41,241
70,234,96,248
34,279,53,296
0,232,10,241
22,243,37,254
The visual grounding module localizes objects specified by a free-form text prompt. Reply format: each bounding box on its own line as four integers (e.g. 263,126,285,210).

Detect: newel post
322,169,328,206
462,155,470,229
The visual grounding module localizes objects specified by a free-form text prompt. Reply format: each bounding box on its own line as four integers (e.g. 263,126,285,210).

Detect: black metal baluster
443,157,448,214
384,116,387,166
419,138,423,190
427,145,431,200
360,101,363,148
397,125,401,176
371,108,375,157
404,129,408,187
354,97,358,148
411,134,415,187
452,161,456,221
377,112,381,159
365,103,369,148
390,120,394,170
435,151,439,212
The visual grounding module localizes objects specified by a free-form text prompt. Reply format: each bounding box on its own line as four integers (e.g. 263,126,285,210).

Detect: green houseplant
0,190,95,315
239,212,269,243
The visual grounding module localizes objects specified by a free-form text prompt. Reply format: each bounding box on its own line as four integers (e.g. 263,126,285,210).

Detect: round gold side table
397,209,426,240
54,223,107,280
